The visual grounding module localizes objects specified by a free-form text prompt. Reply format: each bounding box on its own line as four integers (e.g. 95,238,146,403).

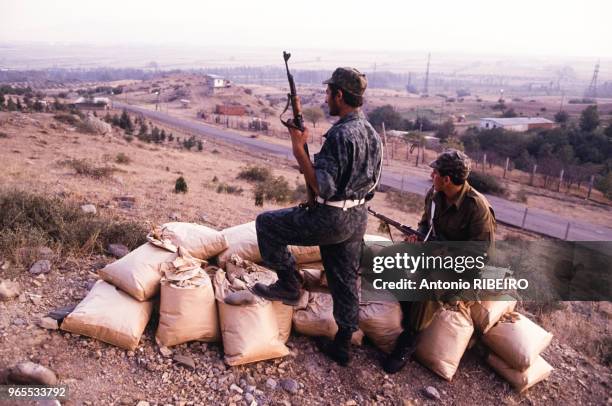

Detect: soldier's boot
315,327,352,367
381,329,417,374
251,280,300,306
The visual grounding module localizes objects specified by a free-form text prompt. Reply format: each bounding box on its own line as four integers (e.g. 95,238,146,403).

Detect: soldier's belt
315,196,365,210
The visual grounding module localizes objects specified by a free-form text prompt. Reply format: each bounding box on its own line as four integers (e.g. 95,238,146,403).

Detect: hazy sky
1,0,611,59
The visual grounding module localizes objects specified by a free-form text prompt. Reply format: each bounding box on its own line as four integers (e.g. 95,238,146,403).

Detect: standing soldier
252,67,383,366
382,149,496,373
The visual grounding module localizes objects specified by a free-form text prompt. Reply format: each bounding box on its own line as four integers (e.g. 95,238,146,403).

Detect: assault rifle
367,207,429,241
281,51,315,205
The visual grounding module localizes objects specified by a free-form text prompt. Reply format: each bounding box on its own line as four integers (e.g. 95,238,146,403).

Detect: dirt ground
0,111,610,405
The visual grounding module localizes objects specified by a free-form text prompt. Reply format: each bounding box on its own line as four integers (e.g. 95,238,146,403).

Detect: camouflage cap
323,67,367,96
429,149,471,181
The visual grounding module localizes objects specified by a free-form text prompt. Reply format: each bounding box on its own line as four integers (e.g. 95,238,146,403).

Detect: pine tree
7,98,16,111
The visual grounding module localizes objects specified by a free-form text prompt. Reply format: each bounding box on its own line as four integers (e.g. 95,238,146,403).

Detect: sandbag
214,269,289,365
148,222,228,260
292,292,364,345
299,267,328,292
155,250,219,346
225,255,293,344
214,257,294,365
61,280,152,350
410,301,442,332
487,353,553,392
217,221,320,266
471,296,517,333
359,301,403,353
415,303,474,381
482,312,553,371
99,243,176,301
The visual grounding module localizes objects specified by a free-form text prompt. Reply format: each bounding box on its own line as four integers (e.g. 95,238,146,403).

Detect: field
0,107,610,405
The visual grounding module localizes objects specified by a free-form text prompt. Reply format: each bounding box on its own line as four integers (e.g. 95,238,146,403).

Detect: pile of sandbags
415,302,474,381
62,222,229,351
214,255,292,365
155,248,219,347
482,312,554,391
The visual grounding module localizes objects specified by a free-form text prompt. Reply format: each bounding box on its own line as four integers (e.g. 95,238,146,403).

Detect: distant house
215,104,246,116
72,97,111,111
479,117,555,132
205,74,231,90
179,99,190,108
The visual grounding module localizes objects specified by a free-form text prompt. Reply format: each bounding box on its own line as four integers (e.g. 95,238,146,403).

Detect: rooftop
480,117,554,125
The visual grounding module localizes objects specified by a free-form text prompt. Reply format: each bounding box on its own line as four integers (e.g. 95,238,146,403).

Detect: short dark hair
437,169,466,186
329,83,363,108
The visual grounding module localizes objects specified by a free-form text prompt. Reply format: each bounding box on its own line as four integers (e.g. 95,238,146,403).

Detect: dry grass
60,158,116,178
529,301,612,366
384,188,423,213
0,189,147,268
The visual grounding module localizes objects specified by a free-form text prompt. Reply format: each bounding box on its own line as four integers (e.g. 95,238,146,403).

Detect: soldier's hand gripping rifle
280,51,315,206
367,207,429,241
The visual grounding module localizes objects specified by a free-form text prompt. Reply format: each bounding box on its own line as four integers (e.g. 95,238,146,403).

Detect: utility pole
585,61,600,98
423,53,430,96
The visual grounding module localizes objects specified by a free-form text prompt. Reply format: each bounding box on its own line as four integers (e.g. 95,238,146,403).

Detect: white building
204,74,230,89
479,117,555,132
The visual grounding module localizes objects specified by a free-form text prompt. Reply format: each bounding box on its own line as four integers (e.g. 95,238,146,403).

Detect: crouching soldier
252,67,383,366
383,149,496,373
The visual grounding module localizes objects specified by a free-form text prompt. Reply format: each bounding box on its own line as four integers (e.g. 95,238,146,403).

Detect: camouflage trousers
256,203,368,333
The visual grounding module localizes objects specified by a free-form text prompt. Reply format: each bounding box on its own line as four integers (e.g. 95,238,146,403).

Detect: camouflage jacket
314,110,382,201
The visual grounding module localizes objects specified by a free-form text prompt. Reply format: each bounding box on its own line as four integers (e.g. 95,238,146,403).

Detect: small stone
230,383,243,394
245,385,256,393
81,204,97,214
38,317,58,330
0,280,20,301
47,305,76,321
244,393,255,404
265,378,277,390
136,402,150,406
29,260,51,275
13,318,26,327
159,346,172,357
8,362,58,385
173,355,195,370
423,386,441,400
345,401,357,406
279,378,299,395
107,243,129,258
402,399,417,406
169,212,181,221
37,247,54,260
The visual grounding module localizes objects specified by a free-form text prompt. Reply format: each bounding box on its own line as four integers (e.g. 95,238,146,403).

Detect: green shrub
238,165,272,182
175,176,188,193
61,158,115,179
53,113,80,126
216,183,243,195
467,171,506,195
253,176,291,204
115,152,131,164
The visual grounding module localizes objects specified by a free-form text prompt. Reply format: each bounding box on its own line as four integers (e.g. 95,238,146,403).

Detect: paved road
115,102,612,241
